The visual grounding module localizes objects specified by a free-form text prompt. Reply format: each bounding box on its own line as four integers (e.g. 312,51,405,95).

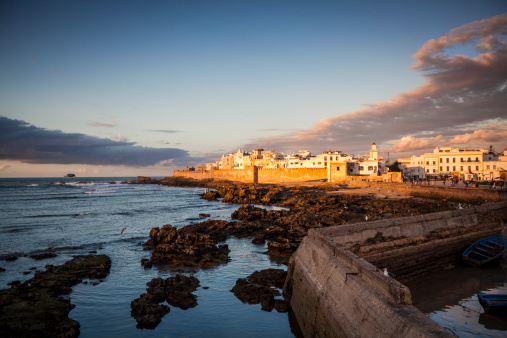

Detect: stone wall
284,201,507,337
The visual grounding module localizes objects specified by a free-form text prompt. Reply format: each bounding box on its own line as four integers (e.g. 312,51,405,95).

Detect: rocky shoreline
135,176,464,329
0,176,471,336
0,255,111,338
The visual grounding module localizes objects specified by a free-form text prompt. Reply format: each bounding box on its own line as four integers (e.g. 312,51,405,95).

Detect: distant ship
64,173,76,177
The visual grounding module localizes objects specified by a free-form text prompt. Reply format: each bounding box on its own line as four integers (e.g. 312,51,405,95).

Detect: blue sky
1,0,506,177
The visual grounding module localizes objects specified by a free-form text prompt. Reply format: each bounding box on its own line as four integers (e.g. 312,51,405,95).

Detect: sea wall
174,167,328,183
173,167,400,184
284,201,507,337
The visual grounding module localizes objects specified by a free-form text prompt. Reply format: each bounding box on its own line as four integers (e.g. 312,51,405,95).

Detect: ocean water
0,177,295,337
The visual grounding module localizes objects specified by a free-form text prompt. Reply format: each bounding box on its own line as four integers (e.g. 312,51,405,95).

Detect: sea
1,177,506,337
0,177,296,337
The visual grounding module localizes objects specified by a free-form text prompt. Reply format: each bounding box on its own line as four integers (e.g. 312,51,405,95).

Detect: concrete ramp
284,201,507,337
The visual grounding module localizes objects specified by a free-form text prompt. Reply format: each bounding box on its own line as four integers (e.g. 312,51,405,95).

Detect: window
453,166,456,171
440,158,442,163
440,166,443,171
468,157,471,162
453,158,456,163
427,169,429,173
476,166,479,170
336,167,340,171
359,166,364,171
446,158,449,163
468,166,471,171
433,169,436,173
494,165,497,169
461,166,463,171
486,165,490,170
476,157,479,162
433,161,436,165
446,166,449,171
368,166,373,171
426,161,429,165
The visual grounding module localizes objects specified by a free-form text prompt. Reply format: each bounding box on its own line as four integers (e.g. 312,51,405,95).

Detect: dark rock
131,274,200,329
145,224,231,267
0,255,111,338
230,269,288,313
5,256,17,261
199,213,211,218
30,253,57,260
141,258,152,268
0,267,5,272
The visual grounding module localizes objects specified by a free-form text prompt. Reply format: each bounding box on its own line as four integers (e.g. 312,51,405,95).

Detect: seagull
121,227,127,234
365,216,368,221
384,268,395,278
55,226,63,232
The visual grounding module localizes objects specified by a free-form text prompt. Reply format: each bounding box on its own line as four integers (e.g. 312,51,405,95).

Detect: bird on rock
383,268,395,278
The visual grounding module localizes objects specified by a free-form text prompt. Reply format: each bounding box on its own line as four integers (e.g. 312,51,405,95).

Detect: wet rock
145,224,231,267
0,255,111,338
131,275,200,329
5,256,17,261
131,293,170,329
230,269,288,312
30,253,57,260
0,267,5,272
141,258,153,268
199,213,211,218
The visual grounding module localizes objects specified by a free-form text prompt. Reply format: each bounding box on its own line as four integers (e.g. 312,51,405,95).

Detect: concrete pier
284,201,507,337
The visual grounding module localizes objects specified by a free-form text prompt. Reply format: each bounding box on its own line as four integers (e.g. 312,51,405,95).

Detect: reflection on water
405,263,507,337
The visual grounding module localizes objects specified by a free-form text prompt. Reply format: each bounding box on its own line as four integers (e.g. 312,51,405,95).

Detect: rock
141,258,153,268
30,253,57,260
230,269,288,313
0,267,5,272
0,255,111,338
145,224,231,267
199,213,211,218
131,274,200,329
131,293,170,329
5,256,17,261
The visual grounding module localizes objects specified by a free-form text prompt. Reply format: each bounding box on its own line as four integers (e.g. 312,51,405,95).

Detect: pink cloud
245,12,507,157
111,133,128,142
448,129,507,145
391,135,443,153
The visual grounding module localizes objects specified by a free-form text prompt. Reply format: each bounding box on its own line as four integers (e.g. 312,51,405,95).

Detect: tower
370,142,378,160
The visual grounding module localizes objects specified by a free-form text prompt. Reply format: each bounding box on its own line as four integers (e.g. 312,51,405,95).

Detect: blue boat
478,294,507,314
462,234,506,267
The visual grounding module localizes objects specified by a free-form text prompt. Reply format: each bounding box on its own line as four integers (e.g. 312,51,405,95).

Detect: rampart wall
284,201,507,337
173,167,402,184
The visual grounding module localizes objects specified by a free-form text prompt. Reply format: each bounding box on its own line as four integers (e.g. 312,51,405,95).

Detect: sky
1,0,506,177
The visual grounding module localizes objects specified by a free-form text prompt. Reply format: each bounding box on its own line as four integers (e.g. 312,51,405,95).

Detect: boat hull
478,294,507,314
462,234,506,267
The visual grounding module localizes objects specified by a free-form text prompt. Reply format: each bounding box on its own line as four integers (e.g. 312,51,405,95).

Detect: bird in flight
121,227,127,234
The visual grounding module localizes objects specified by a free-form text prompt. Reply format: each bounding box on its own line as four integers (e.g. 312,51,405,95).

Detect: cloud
111,133,128,142
0,165,11,172
88,122,115,128
448,128,507,145
150,129,183,134
0,116,194,166
391,135,443,153
246,12,507,156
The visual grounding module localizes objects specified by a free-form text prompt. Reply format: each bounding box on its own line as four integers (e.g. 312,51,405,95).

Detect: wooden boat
478,294,507,314
462,233,506,267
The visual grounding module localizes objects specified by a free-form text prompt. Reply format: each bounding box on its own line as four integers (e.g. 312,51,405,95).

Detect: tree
387,161,402,172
